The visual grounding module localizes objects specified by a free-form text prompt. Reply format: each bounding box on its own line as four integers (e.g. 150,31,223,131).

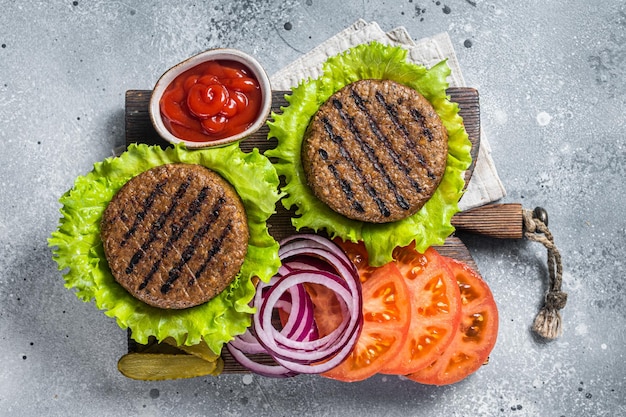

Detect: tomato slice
376,245,462,375
321,263,411,382
333,239,379,282
406,258,499,385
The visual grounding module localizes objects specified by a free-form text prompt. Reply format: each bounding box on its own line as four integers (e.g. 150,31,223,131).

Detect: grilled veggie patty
100,163,249,309
301,79,448,223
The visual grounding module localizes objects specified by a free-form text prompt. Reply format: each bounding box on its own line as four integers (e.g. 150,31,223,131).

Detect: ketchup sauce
159,60,262,142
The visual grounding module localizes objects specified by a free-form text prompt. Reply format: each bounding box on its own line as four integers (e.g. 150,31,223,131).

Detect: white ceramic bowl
149,48,272,148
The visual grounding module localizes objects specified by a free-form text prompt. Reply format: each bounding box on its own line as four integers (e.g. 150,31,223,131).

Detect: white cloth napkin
270,19,506,210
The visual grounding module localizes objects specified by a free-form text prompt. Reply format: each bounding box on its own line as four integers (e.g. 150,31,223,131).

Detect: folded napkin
270,19,506,210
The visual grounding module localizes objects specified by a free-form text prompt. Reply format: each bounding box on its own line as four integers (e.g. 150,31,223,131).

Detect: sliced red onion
255,270,354,360
271,321,361,375
226,343,297,378
279,234,347,258
279,234,359,276
280,247,359,294
228,234,363,376
277,242,362,347
277,283,315,341
228,328,267,355
253,270,362,373
282,256,337,273
277,263,292,276
265,273,350,350
250,273,319,349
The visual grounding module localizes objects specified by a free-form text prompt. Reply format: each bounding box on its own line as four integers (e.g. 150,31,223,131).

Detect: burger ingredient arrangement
226,235,497,384
49,42,498,386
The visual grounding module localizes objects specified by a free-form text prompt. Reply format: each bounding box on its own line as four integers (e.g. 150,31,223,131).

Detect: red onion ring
227,234,363,376
271,321,361,375
277,283,316,342
228,328,267,355
226,342,297,378
255,270,353,360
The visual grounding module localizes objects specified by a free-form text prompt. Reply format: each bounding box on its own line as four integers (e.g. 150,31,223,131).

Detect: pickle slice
118,353,218,381
209,357,224,376
162,337,220,362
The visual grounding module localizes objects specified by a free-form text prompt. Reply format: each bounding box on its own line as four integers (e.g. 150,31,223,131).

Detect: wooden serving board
122,88,518,373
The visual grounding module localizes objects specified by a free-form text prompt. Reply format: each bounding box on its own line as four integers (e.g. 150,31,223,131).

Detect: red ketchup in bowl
159,60,262,142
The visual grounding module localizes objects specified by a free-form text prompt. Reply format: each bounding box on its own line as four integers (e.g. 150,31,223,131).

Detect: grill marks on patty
119,179,167,248
125,177,192,277
101,164,249,309
302,79,448,223
375,91,437,180
135,186,213,292
330,93,413,214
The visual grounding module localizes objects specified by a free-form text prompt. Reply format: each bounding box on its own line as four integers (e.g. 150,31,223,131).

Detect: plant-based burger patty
301,79,448,223
100,163,249,310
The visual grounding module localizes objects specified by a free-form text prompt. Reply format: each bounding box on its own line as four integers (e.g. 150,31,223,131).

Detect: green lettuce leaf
48,143,282,353
266,42,472,266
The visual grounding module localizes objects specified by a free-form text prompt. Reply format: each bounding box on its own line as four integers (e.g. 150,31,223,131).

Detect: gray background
1,1,624,416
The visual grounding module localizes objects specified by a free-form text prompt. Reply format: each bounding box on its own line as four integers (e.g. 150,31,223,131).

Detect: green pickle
118,353,221,381
119,338,223,381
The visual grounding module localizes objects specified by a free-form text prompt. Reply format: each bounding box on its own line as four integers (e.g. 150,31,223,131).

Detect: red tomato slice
322,263,411,382
333,239,379,282
406,258,499,385
379,245,462,375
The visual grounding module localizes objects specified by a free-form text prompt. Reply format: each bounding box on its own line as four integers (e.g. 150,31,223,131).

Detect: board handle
452,203,523,239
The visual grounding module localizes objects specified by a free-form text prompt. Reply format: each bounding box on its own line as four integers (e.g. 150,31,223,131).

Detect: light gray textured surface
1,1,625,416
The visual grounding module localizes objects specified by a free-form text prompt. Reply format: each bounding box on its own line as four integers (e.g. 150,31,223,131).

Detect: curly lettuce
266,42,472,266
48,143,282,354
